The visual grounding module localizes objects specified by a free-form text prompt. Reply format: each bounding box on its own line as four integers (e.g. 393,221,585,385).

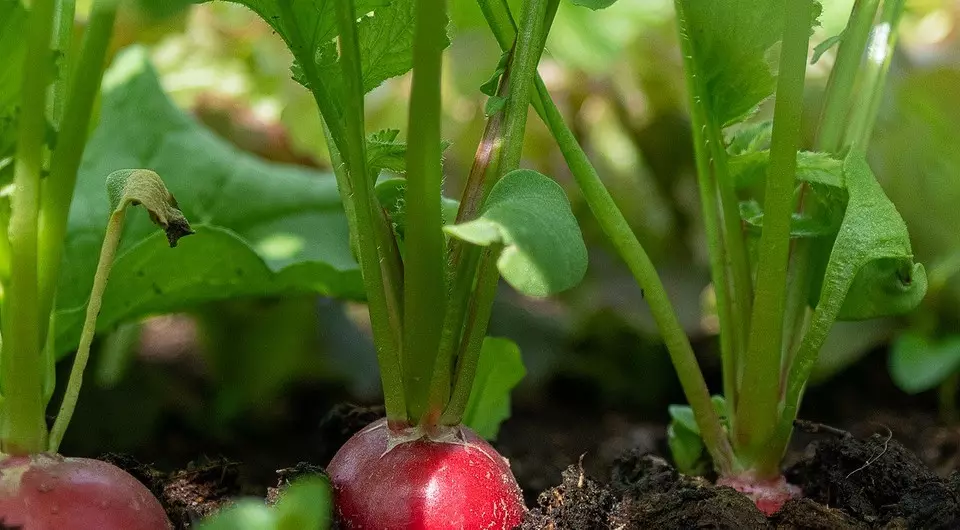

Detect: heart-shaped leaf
54,48,360,355
444,169,587,298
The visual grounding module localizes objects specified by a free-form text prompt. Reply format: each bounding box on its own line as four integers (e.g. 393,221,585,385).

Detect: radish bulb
0,454,171,530
327,419,525,529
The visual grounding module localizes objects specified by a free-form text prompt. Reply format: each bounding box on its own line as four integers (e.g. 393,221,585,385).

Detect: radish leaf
445,169,587,298
463,337,525,440
53,48,360,355
889,333,960,394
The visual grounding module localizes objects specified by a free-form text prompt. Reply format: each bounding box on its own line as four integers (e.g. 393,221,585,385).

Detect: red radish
717,474,801,516
327,418,525,529
0,453,171,530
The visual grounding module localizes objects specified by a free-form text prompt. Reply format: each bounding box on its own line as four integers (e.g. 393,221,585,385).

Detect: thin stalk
674,0,740,413
430,104,506,411
48,209,125,452
332,0,406,423
404,0,448,424
816,0,881,153
536,78,736,474
735,0,814,476
51,0,78,124
1,0,57,455
38,0,118,334
845,0,905,154
441,0,549,425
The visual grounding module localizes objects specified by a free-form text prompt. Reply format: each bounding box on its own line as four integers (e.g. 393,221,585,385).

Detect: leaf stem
404,0,449,424
674,0,741,415
38,0,118,341
735,0,815,476
845,0,905,154
1,0,57,455
816,0,881,153
48,208,126,452
440,0,550,425
332,0,406,423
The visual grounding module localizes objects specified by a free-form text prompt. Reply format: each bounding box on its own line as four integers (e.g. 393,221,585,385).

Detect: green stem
404,0,448,425
816,0,881,153
537,78,736,474
441,0,549,425
38,0,118,339
51,0,78,125
735,0,814,476
1,0,57,455
674,0,740,414
845,0,905,154
48,209,125,452
332,0,406,423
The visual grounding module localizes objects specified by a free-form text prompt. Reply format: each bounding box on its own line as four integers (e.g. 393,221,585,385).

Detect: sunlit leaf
463,337,526,440
445,169,587,297
54,48,360,355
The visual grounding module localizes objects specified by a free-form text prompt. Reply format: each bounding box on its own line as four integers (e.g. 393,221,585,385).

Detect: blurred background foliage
58,0,960,459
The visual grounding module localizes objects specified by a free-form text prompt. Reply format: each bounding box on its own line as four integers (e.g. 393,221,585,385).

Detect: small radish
0,453,171,529
717,474,801,516
327,419,525,529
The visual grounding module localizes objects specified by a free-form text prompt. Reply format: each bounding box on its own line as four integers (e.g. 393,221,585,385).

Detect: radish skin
328,418,525,529
0,454,171,530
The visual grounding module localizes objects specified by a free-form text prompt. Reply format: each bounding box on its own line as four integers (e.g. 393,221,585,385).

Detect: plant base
717,473,801,516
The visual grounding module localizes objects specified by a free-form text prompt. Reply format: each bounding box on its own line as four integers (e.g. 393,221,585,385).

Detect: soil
73,342,960,529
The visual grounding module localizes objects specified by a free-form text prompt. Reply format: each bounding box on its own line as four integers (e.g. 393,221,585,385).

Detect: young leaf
444,169,587,298
666,396,727,475
463,337,526,440
739,199,835,239
374,177,459,242
811,31,844,64
197,476,332,530
677,0,795,127
106,169,193,247
889,333,960,394
788,155,927,401
730,151,843,190
53,48,361,355
367,129,406,175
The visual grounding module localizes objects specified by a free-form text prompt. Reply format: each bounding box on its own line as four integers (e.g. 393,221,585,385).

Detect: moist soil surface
75,349,960,529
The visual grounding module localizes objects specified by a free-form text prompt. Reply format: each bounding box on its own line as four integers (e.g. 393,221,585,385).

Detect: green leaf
730,150,843,190
197,476,332,530
54,48,361,355
800,155,926,361
444,169,587,297
480,51,510,97
676,0,791,126
890,333,960,394
568,0,619,10
667,423,707,475
275,476,333,530
726,120,772,155
367,129,406,175
811,31,844,64
374,177,459,242
463,337,526,440
666,396,727,475
739,199,835,239
818,155,928,321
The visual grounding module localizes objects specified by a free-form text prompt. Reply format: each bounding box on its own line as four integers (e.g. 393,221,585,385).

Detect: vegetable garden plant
0,0,935,527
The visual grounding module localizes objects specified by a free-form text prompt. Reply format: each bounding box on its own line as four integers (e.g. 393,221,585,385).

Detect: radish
0,454,171,530
327,419,525,529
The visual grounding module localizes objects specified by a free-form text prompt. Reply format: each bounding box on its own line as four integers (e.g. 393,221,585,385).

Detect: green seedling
197,476,333,530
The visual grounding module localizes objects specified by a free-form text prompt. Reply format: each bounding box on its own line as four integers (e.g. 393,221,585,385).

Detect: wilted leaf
463,337,526,440
445,169,587,297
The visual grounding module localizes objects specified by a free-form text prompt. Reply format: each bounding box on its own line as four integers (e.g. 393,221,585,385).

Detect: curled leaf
791,155,927,389
444,169,587,298
106,169,193,247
